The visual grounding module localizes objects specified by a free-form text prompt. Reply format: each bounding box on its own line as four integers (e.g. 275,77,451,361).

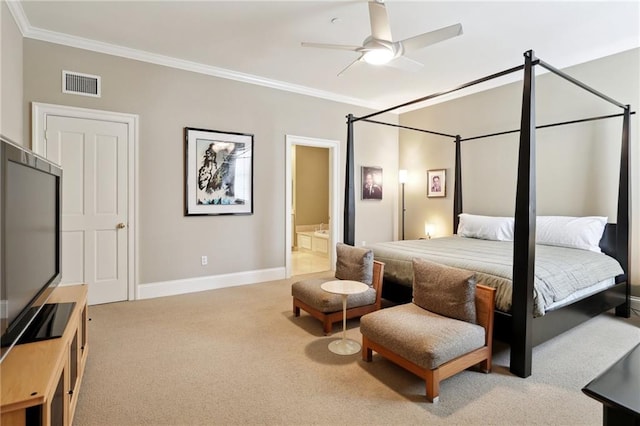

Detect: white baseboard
137,267,286,300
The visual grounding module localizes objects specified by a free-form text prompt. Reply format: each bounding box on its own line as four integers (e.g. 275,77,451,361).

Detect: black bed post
453,135,463,233
344,114,356,246
615,106,631,317
511,50,537,378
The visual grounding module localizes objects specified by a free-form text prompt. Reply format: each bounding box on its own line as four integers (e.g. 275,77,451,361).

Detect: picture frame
427,169,446,198
361,166,383,200
184,127,254,215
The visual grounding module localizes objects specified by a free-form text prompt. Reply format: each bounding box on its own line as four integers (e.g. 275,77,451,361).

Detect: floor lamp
399,170,407,240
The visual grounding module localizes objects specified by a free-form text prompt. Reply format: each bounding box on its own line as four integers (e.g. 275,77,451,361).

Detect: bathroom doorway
285,135,339,277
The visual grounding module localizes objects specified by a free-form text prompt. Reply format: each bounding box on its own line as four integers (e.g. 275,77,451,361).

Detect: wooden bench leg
362,337,373,362
426,369,440,403
323,318,332,335
293,300,300,317
479,358,492,373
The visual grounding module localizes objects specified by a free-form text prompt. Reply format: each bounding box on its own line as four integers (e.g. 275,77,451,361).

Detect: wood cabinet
582,343,640,425
1,285,89,426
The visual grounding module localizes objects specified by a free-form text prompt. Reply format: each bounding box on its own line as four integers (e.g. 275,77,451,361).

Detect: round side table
320,280,370,355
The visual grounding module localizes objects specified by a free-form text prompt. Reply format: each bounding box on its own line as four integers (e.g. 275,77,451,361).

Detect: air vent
62,70,101,97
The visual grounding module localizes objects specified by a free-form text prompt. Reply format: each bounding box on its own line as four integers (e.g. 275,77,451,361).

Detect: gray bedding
366,236,624,316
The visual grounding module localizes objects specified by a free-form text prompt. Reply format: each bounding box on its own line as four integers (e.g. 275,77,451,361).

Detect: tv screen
0,136,62,362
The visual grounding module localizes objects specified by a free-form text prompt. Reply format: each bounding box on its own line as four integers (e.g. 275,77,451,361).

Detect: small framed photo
184,127,254,215
361,166,383,200
427,169,446,198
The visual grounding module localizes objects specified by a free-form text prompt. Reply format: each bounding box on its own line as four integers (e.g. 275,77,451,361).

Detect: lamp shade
398,169,408,184
425,223,435,237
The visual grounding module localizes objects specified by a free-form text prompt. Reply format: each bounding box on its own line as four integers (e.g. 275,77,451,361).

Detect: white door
45,116,129,305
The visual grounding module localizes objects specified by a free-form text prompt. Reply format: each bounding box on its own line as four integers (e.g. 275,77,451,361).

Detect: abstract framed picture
361,166,383,200
184,127,254,215
427,169,446,198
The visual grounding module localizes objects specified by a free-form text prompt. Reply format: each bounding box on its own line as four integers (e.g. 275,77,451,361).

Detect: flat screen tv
0,135,63,362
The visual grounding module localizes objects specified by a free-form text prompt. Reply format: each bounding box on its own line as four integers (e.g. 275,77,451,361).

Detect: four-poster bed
343,50,633,378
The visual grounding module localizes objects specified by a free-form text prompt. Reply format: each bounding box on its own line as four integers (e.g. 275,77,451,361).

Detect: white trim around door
32,102,139,301
285,135,340,278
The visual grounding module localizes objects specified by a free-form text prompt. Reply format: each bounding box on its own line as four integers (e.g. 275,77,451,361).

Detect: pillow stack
536,216,607,253
457,213,607,253
457,213,514,241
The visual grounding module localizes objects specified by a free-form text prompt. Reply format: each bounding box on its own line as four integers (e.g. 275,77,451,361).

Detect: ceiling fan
301,0,463,76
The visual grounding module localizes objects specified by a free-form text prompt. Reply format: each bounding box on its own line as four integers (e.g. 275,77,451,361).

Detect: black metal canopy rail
343,49,632,379
361,111,635,143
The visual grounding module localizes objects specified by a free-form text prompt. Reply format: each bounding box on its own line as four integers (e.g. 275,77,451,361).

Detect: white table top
321,280,369,295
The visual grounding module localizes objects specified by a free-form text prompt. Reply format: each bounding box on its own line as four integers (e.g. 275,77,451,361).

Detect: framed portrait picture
427,169,446,198
361,166,383,200
184,127,254,215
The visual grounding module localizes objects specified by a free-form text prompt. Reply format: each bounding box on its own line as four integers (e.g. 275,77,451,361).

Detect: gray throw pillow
335,243,374,286
412,259,477,324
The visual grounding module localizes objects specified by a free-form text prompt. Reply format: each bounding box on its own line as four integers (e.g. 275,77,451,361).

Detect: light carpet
73,273,640,425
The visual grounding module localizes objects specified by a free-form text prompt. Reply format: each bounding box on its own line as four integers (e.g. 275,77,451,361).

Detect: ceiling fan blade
400,23,463,53
301,42,362,51
337,56,363,77
368,1,392,41
385,55,424,72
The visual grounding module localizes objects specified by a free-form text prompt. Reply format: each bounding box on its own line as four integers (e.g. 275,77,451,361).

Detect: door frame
32,102,139,301
285,135,340,278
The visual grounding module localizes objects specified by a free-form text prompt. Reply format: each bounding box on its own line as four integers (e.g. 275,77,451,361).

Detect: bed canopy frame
343,50,633,378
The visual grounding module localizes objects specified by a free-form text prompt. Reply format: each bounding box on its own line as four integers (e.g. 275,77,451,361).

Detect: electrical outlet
201,256,208,266
362,241,366,246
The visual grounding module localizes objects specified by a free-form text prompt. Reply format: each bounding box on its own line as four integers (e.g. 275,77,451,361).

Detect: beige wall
22,39,399,285
0,2,23,144
295,145,329,227
400,48,640,293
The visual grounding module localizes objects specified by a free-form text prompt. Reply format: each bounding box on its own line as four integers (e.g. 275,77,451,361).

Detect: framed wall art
361,166,383,200
427,169,446,198
184,127,254,215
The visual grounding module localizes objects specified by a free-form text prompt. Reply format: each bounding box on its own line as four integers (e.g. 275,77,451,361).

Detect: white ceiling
11,1,640,111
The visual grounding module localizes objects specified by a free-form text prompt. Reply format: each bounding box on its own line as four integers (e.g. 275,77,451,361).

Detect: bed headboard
599,223,617,259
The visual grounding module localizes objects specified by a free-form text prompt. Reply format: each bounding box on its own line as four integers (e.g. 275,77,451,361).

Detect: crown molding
5,1,29,34
5,1,385,112
7,1,637,116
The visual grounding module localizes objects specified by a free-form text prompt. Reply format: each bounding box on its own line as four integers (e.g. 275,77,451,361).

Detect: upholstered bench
361,259,495,402
292,243,384,335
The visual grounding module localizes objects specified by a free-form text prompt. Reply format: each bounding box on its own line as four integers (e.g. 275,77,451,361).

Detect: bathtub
296,225,330,255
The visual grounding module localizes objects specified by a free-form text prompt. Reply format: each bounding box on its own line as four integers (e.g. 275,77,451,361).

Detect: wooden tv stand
1,285,88,426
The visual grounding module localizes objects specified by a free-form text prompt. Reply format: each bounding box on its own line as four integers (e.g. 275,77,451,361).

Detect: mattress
365,236,624,317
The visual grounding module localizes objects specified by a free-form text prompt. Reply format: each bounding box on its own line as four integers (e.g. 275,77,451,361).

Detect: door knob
116,223,126,229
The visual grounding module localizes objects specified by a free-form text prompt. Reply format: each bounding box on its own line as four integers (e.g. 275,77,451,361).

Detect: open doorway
285,135,340,278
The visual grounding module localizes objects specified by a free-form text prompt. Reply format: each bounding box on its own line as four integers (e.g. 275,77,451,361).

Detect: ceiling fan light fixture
363,48,394,65
301,1,463,75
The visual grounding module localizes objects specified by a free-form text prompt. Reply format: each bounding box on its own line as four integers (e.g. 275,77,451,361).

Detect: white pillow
457,213,514,241
536,216,607,253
